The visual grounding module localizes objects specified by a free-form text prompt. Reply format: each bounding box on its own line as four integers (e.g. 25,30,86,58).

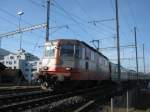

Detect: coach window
104,59,107,66
45,46,55,57
82,48,85,59
85,61,89,71
61,45,74,57
91,52,94,61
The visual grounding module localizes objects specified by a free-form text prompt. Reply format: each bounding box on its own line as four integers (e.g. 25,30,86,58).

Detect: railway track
0,85,41,95
0,85,113,112
0,90,52,106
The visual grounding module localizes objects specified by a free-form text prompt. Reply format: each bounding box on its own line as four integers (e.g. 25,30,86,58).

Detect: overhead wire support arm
99,45,135,50
88,18,115,23
0,23,46,38
88,18,115,25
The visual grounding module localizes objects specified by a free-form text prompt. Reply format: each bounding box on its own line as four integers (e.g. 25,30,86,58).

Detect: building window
32,62,37,66
39,62,42,65
27,56,30,60
31,69,37,72
10,56,14,59
9,61,12,65
17,55,21,59
14,61,16,64
25,69,29,71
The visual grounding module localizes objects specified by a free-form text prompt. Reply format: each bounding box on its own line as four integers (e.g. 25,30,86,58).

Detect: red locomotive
38,39,110,89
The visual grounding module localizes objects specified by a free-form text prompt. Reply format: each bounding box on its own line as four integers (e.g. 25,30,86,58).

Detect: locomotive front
38,39,80,88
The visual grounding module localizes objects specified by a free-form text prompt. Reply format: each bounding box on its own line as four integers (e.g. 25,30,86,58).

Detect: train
38,39,149,89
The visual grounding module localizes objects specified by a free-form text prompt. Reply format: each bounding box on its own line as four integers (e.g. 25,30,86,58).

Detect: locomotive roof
47,39,109,60
80,41,109,60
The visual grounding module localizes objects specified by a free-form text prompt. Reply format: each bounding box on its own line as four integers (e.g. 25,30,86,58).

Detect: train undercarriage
38,72,114,91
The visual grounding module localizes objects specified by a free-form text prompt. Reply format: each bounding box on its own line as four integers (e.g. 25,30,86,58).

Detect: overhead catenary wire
53,0,97,40
0,6,47,50
29,0,46,9
52,2,116,39
52,0,117,41
53,0,115,40
126,0,137,27
72,0,91,19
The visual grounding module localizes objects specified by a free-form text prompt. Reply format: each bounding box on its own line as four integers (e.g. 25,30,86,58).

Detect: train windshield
61,44,82,58
45,46,55,57
61,45,74,57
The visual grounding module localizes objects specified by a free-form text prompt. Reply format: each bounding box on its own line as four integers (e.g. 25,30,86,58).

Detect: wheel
41,81,55,91
41,82,49,90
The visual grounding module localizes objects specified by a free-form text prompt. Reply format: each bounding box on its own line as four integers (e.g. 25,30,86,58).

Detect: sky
0,0,150,72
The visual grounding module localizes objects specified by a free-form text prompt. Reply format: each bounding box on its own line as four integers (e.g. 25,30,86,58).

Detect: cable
53,3,116,38
109,0,115,11
72,0,91,19
0,16,18,26
53,0,96,40
0,7,46,40
29,0,46,9
126,0,137,27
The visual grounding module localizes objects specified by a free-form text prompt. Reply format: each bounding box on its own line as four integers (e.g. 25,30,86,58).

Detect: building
2,49,40,82
0,48,12,60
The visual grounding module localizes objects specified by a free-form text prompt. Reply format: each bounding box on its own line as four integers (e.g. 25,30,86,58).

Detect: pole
19,15,22,50
111,98,114,112
46,0,50,42
97,40,100,51
115,0,121,79
143,44,146,73
126,91,129,112
17,11,24,50
134,27,139,80
0,38,1,48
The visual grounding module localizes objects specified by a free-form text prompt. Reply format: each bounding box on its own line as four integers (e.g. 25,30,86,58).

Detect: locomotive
38,39,147,89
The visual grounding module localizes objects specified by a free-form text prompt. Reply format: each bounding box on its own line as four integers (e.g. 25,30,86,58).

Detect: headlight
66,67,71,70
43,66,48,70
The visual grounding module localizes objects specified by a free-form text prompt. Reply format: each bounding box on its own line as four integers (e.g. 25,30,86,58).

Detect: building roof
0,48,12,60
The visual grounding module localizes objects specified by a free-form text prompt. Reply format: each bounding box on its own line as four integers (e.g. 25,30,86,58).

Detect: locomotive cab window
61,45,74,57
45,46,55,57
61,44,82,58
